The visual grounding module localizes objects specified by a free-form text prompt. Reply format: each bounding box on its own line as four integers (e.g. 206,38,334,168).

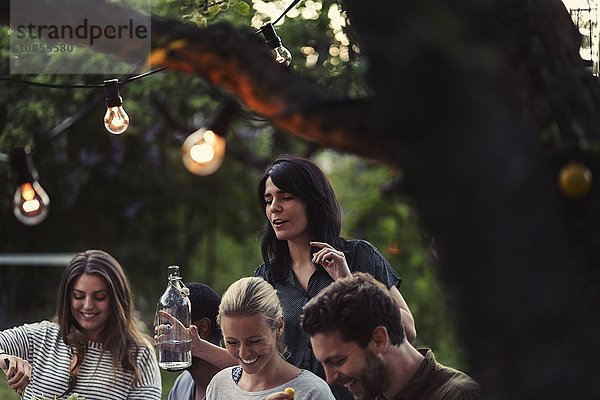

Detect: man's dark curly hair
301,272,405,347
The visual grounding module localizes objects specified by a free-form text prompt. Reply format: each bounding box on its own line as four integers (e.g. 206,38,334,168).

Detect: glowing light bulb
261,22,292,66
104,105,130,134
558,161,592,198
13,181,50,226
273,45,292,66
104,79,129,135
9,147,50,226
182,128,226,175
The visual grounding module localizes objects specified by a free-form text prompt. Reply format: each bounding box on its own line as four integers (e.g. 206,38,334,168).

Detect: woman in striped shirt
0,249,161,400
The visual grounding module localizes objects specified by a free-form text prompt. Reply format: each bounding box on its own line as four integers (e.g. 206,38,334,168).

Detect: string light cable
0,67,166,89
265,0,303,26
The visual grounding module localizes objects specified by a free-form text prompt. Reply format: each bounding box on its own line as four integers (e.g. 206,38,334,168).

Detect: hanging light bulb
182,128,227,176
9,147,50,226
260,22,292,66
103,79,130,134
558,161,592,198
181,100,239,176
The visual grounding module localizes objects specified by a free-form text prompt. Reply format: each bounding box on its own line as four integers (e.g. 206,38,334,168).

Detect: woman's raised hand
1,355,31,395
310,241,351,281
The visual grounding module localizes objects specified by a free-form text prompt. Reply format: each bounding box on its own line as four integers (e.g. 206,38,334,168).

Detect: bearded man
301,272,479,400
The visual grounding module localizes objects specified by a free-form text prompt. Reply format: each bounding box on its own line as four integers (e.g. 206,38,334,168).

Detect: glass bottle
155,265,192,370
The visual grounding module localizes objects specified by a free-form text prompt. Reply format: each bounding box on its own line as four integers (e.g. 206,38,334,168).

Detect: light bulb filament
111,110,125,126
181,128,226,176
104,106,130,135
190,143,215,163
9,147,51,225
22,182,36,201
273,46,292,66
18,183,44,215
22,198,41,214
13,181,50,225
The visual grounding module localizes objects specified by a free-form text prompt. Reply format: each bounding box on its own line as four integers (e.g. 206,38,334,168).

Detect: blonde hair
218,277,287,356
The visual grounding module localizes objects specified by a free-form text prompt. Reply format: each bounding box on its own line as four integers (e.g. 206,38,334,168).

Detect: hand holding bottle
154,310,190,346
1,355,32,395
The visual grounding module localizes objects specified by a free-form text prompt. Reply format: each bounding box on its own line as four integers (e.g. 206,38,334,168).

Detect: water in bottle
155,265,192,370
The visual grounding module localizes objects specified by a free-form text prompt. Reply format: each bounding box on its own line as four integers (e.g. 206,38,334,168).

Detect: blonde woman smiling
205,277,334,400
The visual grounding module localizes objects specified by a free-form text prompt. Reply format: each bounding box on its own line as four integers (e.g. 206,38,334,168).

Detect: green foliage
232,1,250,16
160,369,179,400
0,375,19,400
153,0,250,27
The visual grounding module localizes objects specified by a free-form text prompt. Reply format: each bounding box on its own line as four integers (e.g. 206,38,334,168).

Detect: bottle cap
167,265,180,277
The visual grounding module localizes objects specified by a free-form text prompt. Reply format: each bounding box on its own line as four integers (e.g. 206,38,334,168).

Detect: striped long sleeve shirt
0,321,161,400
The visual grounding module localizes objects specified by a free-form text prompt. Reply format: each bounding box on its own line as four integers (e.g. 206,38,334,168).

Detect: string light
181,100,239,176
0,70,167,225
9,147,51,226
260,22,292,66
558,161,593,198
254,0,303,65
0,0,307,216
182,128,227,175
103,79,130,135
1,68,166,138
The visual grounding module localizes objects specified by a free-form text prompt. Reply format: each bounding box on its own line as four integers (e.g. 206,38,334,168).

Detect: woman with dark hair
0,250,161,400
253,155,416,400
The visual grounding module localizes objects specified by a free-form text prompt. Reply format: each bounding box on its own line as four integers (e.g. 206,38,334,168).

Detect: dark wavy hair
301,272,405,347
186,282,222,345
258,155,344,281
55,250,150,387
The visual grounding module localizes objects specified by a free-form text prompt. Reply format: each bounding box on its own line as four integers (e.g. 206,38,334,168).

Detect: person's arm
389,286,417,343
155,312,236,370
189,325,237,369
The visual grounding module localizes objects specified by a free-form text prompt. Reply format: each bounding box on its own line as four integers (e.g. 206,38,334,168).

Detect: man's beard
355,349,387,400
